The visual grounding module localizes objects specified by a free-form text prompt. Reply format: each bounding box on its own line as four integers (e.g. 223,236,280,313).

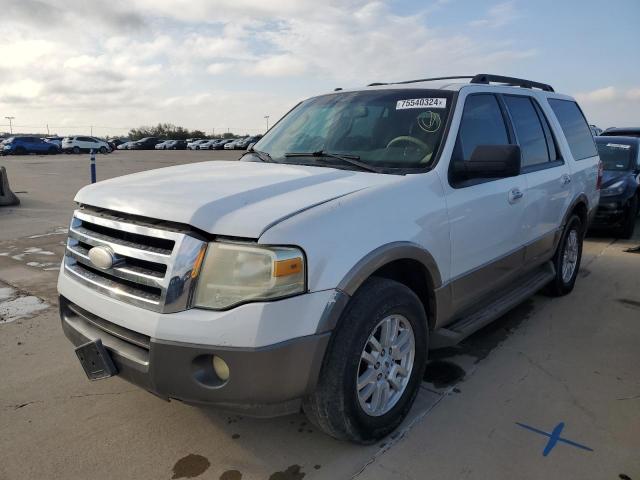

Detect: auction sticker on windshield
396,98,447,109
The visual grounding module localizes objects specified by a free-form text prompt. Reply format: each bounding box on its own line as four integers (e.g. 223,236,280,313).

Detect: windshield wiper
284,150,382,173
240,147,275,163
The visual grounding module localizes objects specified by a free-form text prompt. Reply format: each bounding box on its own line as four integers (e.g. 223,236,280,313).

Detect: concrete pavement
0,151,638,479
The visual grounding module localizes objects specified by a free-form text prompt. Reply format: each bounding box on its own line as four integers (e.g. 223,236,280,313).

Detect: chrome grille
64,208,207,312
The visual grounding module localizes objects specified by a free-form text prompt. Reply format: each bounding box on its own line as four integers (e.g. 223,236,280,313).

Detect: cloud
206,63,232,75
626,88,640,100
249,54,307,77
575,86,617,103
470,2,519,28
0,0,544,135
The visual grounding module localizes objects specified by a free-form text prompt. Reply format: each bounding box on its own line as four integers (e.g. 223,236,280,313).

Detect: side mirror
456,145,521,180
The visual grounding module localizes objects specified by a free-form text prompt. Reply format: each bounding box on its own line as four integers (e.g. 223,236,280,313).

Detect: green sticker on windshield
417,111,441,133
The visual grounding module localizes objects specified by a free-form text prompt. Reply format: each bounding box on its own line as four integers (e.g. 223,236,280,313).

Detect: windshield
253,89,454,170
596,141,636,171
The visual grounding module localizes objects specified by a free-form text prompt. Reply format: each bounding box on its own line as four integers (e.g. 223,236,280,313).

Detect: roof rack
367,74,554,92
470,74,554,92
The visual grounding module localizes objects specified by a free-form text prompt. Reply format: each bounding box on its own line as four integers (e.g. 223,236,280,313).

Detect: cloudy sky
0,0,638,137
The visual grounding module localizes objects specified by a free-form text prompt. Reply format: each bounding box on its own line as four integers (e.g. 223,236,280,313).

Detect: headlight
193,242,305,309
601,180,625,197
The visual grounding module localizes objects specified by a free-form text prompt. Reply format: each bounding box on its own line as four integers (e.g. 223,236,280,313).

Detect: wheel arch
317,242,442,334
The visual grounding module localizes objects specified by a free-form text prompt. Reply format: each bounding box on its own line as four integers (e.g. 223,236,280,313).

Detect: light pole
264,115,270,132
5,116,15,134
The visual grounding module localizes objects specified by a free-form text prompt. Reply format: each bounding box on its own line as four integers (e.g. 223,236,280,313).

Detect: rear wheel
618,195,638,239
72,146,80,154
303,277,428,443
545,214,583,296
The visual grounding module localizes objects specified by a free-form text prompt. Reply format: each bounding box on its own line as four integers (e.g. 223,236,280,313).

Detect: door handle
561,174,572,185
508,188,524,204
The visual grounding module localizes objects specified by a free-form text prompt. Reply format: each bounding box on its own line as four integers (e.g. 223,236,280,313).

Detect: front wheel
72,146,80,154
303,277,428,443
99,146,108,154
545,214,583,296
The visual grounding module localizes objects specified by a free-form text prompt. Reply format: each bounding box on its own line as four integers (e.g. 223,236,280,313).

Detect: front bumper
591,198,631,228
60,295,330,415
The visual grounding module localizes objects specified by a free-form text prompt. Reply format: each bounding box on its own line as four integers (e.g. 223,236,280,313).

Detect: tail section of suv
58,74,600,443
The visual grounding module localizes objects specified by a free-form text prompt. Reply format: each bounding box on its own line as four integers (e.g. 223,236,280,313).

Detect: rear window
548,99,597,160
595,141,637,171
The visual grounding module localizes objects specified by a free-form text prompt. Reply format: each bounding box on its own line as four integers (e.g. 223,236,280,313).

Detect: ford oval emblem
88,246,115,270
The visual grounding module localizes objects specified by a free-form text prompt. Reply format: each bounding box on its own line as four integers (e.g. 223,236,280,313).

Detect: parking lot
1,151,639,479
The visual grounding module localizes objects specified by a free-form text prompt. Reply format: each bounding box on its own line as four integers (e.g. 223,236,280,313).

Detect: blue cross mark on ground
516,422,594,457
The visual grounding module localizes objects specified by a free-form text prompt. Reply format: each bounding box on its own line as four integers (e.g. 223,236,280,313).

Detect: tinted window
595,141,637,171
504,96,549,167
548,99,597,160
456,94,509,162
533,101,559,161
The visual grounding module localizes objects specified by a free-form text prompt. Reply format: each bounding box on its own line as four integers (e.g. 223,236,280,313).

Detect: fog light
212,355,230,381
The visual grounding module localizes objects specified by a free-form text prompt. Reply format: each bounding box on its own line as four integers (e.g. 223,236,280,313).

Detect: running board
430,262,555,349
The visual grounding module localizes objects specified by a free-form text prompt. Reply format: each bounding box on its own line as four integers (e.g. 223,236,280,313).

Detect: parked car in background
130,137,161,150
198,139,223,150
589,125,603,136
590,136,640,238
166,140,187,150
58,74,600,443
211,139,234,150
223,138,243,149
44,136,64,147
187,139,209,150
234,135,263,150
62,136,111,154
2,136,60,155
601,127,640,138
155,140,172,150
116,141,134,150
108,138,128,150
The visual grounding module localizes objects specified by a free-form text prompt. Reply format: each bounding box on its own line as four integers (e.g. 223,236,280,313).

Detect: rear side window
504,96,549,167
455,94,509,162
548,99,597,160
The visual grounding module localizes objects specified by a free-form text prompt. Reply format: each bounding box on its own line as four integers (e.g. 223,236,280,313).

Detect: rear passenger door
502,94,572,266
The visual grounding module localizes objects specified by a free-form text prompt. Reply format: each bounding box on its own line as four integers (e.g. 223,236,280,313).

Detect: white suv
61,136,111,154
58,74,601,443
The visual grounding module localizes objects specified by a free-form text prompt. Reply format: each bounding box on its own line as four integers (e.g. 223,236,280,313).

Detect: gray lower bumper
59,296,330,416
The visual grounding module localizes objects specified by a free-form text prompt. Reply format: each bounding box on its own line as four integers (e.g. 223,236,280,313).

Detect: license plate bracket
75,339,117,380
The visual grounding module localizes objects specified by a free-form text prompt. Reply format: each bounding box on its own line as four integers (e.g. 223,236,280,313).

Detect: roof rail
367,76,473,87
366,74,554,92
470,74,554,92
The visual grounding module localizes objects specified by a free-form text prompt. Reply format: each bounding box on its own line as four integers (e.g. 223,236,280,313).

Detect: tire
15,146,26,155
618,195,638,239
99,146,107,154
48,147,57,155
303,277,428,443
545,214,583,296
72,146,80,154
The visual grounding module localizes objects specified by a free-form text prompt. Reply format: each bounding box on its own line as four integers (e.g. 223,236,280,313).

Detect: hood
75,161,399,238
602,170,631,187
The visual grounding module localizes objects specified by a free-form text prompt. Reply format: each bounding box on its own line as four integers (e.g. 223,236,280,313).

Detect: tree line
126,123,238,141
